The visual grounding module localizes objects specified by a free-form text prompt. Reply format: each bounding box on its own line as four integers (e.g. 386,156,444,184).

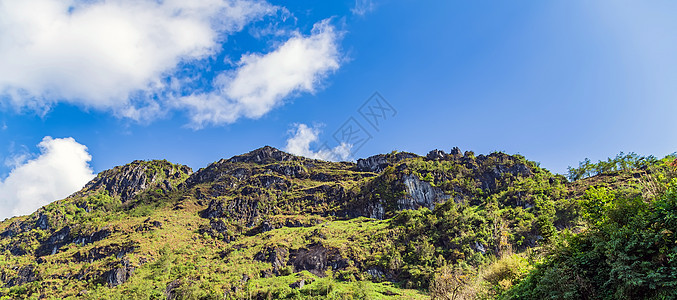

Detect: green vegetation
504,155,677,299
566,152,666,181
0,147,676,299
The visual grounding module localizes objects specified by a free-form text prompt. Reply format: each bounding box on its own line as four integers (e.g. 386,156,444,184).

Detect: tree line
566,152,663,181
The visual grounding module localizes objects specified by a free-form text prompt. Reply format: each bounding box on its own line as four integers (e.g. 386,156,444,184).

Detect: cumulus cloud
284,123,352,161
0,1,346,127
0,137,95,220
178,19,342,127
0,0,277,116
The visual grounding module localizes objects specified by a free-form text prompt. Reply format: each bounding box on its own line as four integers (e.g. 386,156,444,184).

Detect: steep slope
503,157,677,299
0,146,591,299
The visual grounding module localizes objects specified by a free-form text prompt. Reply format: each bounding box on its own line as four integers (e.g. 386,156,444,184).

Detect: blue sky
1,0,677,218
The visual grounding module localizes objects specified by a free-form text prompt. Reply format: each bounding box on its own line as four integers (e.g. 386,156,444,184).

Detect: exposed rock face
363,202,386,220
201,196,266,227
74,160,192,203
3,265,37,288
72,228,112,246
1,213,50,238
73,242,138,263
183,163,245,187
36,227,111,257
289,279,305,289
37,226,71,257
0,221,22,239
36,214,49,230
356,155,388,172
476,160,532,192
266,163,308,179
251,175,290,190
366,268,386,281
165,279,181,300
426,149,447,161
356,152,418,172
287,244,348,277
398,174,450,210
472,241,487,254
302,184,347,204
227,146,300,165
254,247,289,275
103,259,134,287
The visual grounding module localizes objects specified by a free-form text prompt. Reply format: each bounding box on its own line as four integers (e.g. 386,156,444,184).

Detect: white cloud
351,0,375,16
284,123,352,161
0,0,277,115
178,19,342,127
0,137,95,220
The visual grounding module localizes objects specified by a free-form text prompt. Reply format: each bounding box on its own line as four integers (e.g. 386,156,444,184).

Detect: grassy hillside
1,146,675,299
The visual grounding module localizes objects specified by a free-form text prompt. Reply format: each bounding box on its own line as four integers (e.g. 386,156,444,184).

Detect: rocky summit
1,147,676,299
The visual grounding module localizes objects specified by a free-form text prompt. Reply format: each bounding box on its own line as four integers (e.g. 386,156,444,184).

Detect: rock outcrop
254,247,289,275
3,265,37,288
356,152,418,172
227,146,300,165
287,244,348,277
398,174,451,210
102,259,134,287
426,149,447,161
36,227,112,257
73,160,192,203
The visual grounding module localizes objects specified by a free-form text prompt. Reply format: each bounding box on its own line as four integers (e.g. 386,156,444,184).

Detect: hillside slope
0,146,662,299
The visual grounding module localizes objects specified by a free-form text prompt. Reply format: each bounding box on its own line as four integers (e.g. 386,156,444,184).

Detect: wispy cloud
0,137,95,220
284,123,352,161
178,19,342,127
351,0,376,16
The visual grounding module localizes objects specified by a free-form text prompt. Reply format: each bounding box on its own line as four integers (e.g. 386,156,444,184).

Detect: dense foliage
566,152,666,181
505,157,677,299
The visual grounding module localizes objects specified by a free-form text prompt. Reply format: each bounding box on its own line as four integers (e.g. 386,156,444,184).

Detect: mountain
0,147,675,299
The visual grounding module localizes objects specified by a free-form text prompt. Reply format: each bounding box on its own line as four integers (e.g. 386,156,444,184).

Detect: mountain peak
71,159,192,203
227,146,301,164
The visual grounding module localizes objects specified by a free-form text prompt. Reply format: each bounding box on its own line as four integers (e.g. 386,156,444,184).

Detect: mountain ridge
0,146,671,299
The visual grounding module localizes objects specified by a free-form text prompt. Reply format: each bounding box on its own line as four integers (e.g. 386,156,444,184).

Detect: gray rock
4,265,36,287
426,149,446,161
356,152,418,172
104,259,134,287
367,203,385,220
260,221,273,233
267,164,308,178
37,227,111,257
287,244,348,277
366,268,386,281
165,279,181,300
73,160,192,203
398,174,450,211
289,279,305,289
228,146,299,165
254,247,289,275
36,214,49,230
472,242,486,254
357,155,388,172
